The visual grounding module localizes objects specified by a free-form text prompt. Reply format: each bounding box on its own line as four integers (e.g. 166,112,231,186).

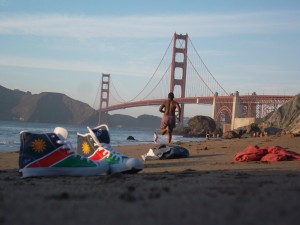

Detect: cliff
260,93,300,134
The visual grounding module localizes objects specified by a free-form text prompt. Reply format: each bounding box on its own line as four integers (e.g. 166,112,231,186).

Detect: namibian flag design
89,148,110,161
26,148,97,168
19,131,97,169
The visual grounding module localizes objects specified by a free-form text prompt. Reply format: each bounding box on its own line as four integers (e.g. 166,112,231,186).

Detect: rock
187,115,216,133
235,123,262,138
263,126,282,135
174,115,220,138
173,126,191,136
223,130,240,139
127,136,135,140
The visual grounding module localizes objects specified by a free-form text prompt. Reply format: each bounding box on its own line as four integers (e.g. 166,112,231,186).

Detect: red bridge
96,33,294,131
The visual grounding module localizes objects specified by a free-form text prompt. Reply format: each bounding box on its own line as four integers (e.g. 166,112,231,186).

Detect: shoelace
102,143,125,158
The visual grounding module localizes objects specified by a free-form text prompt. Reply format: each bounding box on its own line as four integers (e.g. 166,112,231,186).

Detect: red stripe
89,148,109,161
27,148,73,168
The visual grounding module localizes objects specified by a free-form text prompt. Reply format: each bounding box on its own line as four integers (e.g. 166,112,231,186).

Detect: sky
1,0,300,118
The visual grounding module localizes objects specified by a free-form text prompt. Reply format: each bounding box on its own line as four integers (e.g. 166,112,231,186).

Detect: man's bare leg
160,128,167,135
160,126,172,143
168,132,172,143
167,127,172,143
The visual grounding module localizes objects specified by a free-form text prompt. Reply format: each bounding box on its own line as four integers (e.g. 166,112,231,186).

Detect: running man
159,92,181,143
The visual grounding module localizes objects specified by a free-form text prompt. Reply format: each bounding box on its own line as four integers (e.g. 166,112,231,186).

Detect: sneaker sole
20,167,107,178
121,168,143,174
108,167,143,174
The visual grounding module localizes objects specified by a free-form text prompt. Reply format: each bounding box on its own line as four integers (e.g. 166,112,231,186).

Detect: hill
0,85,161,127
108,114,161,128
0,85,95,124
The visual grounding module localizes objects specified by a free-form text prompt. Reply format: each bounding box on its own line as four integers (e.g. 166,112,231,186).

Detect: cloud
0,11,299,39
0,55,153,77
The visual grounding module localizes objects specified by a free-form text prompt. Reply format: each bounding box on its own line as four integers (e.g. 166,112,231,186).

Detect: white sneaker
77,124,144,174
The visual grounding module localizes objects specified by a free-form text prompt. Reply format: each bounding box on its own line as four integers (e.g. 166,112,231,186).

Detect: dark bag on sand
161,145,190,159
141,144,189,160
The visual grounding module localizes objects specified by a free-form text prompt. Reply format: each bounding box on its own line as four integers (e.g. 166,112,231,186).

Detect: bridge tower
98,73,110,125
170,33,188,126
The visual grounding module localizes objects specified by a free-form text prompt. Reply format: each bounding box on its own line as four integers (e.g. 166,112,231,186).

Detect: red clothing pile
234,145,300,162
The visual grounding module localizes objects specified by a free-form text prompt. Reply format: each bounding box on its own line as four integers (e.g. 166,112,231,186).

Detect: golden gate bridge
94,33,293,131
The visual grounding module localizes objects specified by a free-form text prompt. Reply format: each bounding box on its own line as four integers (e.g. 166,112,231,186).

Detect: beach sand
0,134,300,225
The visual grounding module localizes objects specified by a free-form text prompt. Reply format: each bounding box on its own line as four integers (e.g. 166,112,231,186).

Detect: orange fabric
234,145,300,162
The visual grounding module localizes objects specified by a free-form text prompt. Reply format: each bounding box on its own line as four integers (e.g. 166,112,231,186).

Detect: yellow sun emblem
82,141,90,155
31,139,46,153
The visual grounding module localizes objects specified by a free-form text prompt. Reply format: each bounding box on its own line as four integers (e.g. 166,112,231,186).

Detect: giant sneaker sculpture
77,124,144,174
19,127,109,178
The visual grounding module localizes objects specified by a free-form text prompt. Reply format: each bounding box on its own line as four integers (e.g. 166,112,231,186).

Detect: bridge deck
101,95,293,112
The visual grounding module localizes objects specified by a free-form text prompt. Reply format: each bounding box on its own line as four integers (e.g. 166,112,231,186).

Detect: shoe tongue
92,128,110,144
54,127,68,141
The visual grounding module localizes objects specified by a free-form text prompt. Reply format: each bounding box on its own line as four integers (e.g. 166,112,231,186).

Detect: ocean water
0,120,204,152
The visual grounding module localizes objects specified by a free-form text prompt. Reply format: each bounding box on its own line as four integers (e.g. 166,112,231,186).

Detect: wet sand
0,134,299,225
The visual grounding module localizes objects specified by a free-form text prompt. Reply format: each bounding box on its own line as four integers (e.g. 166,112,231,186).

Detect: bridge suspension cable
127,36,174,102
92,83,100,109
187,57,215,95
110,78,127,103
188,37,228,96
140,64,171,100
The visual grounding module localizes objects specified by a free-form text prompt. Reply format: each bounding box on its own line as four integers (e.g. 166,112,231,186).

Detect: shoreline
1,134,300,225
1,134,300,171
